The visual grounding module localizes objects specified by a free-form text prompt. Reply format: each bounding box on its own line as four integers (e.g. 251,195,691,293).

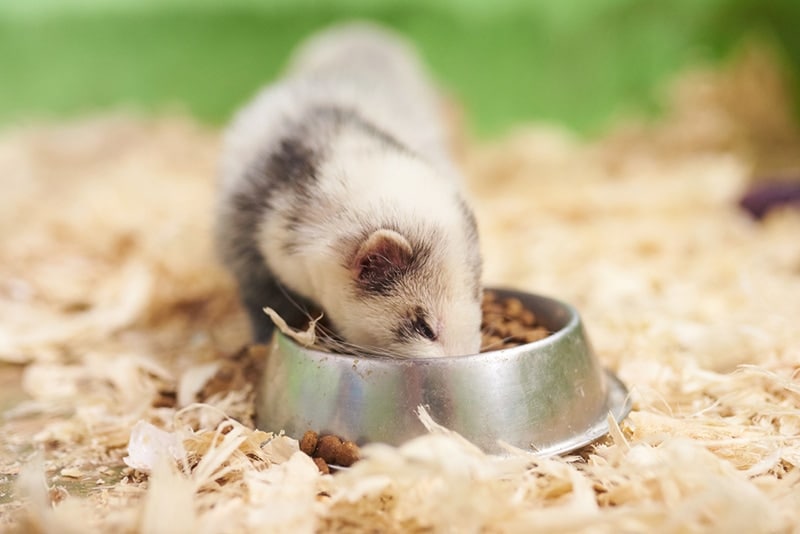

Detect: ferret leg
239,269,315,344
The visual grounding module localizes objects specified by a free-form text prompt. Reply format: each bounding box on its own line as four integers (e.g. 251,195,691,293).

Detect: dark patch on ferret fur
268,138,319,194
393,306,432,342
224,134,319,266
349,224,435,297
217,134,321,340
310,105,413,157
356,244,432,296
231,134,319,224
277,105,416,257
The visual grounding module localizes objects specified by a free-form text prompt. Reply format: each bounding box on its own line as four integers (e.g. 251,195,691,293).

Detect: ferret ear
352,229,413,285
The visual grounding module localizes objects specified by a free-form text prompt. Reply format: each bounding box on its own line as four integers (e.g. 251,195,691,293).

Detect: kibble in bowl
257,288,630,456
480,290,551,351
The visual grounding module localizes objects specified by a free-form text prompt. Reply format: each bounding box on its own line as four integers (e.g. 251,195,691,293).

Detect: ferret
215,23,483,358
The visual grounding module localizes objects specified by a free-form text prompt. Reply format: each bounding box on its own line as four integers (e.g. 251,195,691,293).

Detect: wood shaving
263,307,321,347
1,47,799,532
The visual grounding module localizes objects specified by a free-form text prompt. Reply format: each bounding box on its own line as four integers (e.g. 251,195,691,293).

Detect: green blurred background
1,0,799,137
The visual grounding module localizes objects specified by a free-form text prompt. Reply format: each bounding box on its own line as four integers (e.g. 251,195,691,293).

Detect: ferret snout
400,325,482,359
440,332,482,358
434,304,483,357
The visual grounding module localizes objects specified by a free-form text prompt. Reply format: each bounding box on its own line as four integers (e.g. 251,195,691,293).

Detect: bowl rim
271,288,581,364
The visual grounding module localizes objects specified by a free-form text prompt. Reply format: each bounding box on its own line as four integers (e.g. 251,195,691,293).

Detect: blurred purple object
739,180,800,220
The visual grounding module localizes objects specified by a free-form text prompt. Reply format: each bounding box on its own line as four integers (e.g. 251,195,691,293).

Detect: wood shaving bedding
1,47,799,532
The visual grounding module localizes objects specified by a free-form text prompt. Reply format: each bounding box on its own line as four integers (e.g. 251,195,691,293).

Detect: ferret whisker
325,339,399,358
307,323,360,350
275,283,321,323
480,337,512,352
312,329,405,358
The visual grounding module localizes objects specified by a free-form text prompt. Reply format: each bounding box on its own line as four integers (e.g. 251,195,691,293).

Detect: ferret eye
412,317,437,341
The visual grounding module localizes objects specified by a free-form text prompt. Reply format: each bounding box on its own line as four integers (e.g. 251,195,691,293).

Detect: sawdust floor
1,49,800,533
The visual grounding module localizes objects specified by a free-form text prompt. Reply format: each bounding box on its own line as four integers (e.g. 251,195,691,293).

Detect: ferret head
331,225,482,358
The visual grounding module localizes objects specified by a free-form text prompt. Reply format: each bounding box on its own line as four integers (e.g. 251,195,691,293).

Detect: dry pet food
299,430,361,472
480,291,551,351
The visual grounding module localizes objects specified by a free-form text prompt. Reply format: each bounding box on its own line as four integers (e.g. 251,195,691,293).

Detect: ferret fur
216,23,482,357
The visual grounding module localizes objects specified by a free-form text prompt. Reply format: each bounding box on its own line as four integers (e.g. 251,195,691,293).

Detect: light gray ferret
216,23,483,358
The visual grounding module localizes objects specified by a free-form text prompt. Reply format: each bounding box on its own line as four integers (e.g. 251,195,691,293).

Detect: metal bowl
255,289,631,456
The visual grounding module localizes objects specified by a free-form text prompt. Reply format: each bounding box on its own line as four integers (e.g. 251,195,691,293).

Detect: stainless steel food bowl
256,289,631,456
